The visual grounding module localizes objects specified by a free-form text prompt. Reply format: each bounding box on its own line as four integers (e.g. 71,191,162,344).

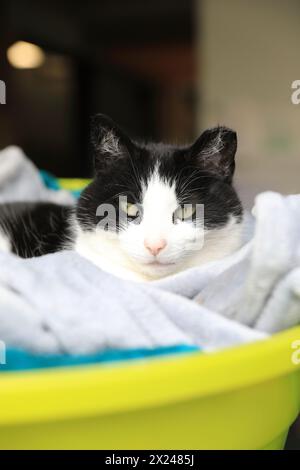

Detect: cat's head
77,114,243,279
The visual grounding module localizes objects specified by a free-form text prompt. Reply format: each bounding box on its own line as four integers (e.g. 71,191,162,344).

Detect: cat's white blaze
138,170,177,248
0,230,11,253
118,171,203,277
75,170,244,281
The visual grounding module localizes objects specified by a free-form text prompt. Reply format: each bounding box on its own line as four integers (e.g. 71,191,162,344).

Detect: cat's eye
173,204,196,223
120,201,140,219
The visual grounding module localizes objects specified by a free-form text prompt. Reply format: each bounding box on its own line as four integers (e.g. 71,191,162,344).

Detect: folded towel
0,249,265,356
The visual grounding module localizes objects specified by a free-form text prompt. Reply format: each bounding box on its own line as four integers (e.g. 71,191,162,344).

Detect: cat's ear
91,114,134,173
189,126,237,183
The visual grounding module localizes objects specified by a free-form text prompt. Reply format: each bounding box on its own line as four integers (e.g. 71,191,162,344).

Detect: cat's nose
144,238,167,256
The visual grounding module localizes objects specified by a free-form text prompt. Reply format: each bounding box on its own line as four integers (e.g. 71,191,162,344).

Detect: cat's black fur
77,115,243,231
0,202,74,257
0,114,243,259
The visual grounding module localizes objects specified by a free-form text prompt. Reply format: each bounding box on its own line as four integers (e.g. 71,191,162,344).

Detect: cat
0,114,244,281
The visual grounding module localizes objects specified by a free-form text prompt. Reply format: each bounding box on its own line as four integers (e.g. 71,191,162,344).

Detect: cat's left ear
91,114,135,173
189,126,237,183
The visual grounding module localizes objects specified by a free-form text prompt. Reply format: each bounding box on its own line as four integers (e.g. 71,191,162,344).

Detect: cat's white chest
74,228,147,281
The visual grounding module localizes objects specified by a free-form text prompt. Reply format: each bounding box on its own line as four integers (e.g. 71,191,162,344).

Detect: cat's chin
135,260,180,280
147,260,176,267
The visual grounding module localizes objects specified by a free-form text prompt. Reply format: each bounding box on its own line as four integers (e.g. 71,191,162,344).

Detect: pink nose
144,238,167,256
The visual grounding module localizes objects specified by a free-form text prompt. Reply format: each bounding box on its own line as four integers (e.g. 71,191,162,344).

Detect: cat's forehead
136,142,184,185
139,141,181,157
142,167,177,210
134,147,208,206
137,141,184,170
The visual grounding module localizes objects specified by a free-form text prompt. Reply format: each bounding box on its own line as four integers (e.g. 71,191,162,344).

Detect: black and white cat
0,114,244,281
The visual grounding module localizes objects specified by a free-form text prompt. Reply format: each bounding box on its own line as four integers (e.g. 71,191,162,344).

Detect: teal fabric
39,170,61,191
0,345,199,372
39,170,82,198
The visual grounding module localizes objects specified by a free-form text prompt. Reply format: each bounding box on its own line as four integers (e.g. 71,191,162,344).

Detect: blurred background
1,0,300,206
0,0,299,448
0,0,196,177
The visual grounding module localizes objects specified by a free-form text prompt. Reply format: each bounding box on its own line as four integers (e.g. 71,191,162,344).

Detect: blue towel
39,170,61,191
39,170,83,198
0,345,199,372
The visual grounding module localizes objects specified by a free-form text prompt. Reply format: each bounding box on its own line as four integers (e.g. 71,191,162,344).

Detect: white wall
198,0,300,207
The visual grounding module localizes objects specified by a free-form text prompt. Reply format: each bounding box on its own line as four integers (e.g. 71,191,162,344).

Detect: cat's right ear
91,114,134,173
189,126,237,183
